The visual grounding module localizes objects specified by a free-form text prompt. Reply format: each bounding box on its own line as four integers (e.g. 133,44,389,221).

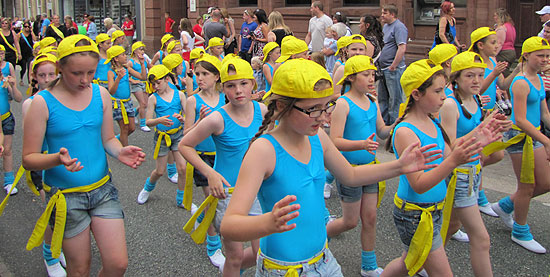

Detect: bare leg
61,227,92,276
91,217,128,277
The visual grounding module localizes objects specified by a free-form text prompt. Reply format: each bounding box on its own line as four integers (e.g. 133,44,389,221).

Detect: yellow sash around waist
482,125,537,184
1,111,11,121
183,187,234,244
183,151,216,211
26,174,110,259
259,243,327,277
111,97,131,125
351,158,386,208
153,126,182,160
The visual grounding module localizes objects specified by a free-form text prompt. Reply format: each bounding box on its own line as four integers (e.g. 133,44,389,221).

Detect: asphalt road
0,81,549,276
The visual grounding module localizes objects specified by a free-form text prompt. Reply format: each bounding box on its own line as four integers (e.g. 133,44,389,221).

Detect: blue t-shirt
240,21,258,52
379,19,408,69
41,19,50,36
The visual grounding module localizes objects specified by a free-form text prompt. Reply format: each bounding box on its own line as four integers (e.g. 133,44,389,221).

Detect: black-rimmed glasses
293,100,336,118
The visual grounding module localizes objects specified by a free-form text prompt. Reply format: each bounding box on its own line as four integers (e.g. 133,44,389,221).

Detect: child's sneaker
208,248,226,268
361,267,383,277
137,189,150,204
44,260,66,277
3,184,17,195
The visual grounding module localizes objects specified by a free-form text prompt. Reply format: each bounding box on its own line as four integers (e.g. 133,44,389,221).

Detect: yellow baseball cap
39,46,57,56
429,43,457,65
335,35,366,56
167,40,181,53
161,34,174,48
162,53,183,71
206,37,224,50
196,53,222,73
334,36,350,56
264,58,333,100
40,37,57,49
276,36,308,63
131,41,146,54
148,64,171,82
190,48,205,60
262,42,279,63
399,59,443,117
57,35,99,60
468,27,496,51
32,53,57,71
220,56,256,89
336,55,377,85
519,36,550,62
111,30,125,42
96,33,110,44
451,51,487,73
104,45,126,64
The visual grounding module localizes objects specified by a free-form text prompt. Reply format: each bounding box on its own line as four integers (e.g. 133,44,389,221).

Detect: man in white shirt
305,1,333,52
537,6,550,37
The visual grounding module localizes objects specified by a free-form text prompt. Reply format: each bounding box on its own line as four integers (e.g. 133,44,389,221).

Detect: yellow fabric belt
26,174,111,259
394,195,445,276
351,158,386,208
153,126,182,160
482,125,537,183
92,79,109,85
1,111,11,121
183,151,216,211
111,97,131,125
183,187,233,244
0,166,27,216
259,243,327,277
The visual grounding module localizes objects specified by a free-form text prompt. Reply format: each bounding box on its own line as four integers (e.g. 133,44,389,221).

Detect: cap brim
536,10,546,15
262,90,273,101
275,55,289,63
104,58,111,64
336,76,346,85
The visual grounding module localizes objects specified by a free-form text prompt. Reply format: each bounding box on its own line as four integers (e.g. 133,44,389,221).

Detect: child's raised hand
450,136,482,166
252,90,266,101
59,147,83,172
268,195,300,234
363,133,379,155
6,76,15,87
157,115,174,127
494,61,508,75
118,145,146,168
207,171,231,199
116,68,126,78
199,105,212,120
479,95,491,107
398,142,443,174
173,113,184,123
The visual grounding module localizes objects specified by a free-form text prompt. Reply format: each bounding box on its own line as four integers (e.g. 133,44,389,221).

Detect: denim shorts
153,128,183,157
255,245,343,277
453,165,481,208
393,202,443,251
503,129,543,154
213,190,262,233
2,112,15,135
130,82,146,93
46,180,124,238
112,99,136,122
193,153,215,187
335,179,378,203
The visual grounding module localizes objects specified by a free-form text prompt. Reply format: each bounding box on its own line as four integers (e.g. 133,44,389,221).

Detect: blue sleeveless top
154,88,182,131
212,101,262,186
178,62,187,91
109,68,131,99
2,62,10,77
192,74,198,91
445,87,453,97
194,93,225,152
258,134,326,262
40,84,109,189
482,57,498,110
448,95,481,165
0,81,9,114
340,95,377,165
94,58,110,82
28,95,48,152
392,120,447,203
158,50,164,64
510,75,545,128
265,63,274,92
129,59,147,81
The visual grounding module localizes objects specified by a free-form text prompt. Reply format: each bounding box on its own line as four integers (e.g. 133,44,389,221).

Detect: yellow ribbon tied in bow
26,174,110,259
260,245,326,277
482,125,536,184
111,97,131,125
153,126,182,160
183,151,216,211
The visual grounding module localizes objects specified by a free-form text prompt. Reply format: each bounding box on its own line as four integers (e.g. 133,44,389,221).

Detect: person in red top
165,12,175,34
122,15,135,48
193,16,204,49
82,13,90,31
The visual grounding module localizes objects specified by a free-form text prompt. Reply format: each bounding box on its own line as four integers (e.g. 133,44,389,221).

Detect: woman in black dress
0,17,22,68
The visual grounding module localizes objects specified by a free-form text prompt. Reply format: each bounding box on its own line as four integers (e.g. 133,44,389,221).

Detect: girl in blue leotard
129,41,151,132
94,33,112,89
220,59,446,277
151,34,175,65
261,42,280,92
180,56,266,276
22,34,145,277
0,45,14,77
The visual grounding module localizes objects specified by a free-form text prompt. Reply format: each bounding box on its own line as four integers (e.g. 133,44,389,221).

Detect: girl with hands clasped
137,64,187,207
22,35,145,277
381,59,493,277
490,37,550,254
220,59,442,277
326,55,394,277
179,56,266,276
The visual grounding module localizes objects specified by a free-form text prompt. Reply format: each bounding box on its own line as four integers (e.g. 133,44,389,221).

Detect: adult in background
0,17,22,67
537,6,550,37
165,12,176,34
40,14,50,39
87,15,98,40
104,18,120,37
192,16,204,49
305,1,333,52
45,15,68,43
220,8,237,55
378,4,407,125
332,11,352,36
238,9,257,62
202,9,228,49
267,11,293,46
431,0,466,50
64,16,79,36
122,15,135,48
18,20,34,86
494,8,516,77
180,18,204,61
82,13,90,31
251,9,269,59
32,15,41,39
360,14,384,60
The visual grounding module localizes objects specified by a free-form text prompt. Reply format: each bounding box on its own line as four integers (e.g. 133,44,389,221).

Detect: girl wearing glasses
220,59,443,276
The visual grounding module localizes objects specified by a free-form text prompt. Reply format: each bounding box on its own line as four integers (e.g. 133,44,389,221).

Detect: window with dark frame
344,0,380,6
239,0,258,5
286,0,311,6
